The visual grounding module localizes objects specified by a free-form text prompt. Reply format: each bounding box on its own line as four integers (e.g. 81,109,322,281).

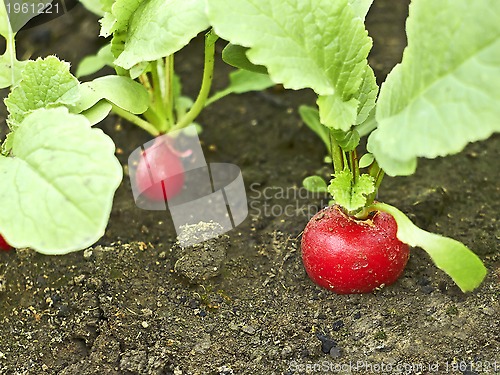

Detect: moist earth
0,1,499,374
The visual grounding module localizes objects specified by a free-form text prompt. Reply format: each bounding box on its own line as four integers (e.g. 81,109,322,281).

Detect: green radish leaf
0,42,26,89
372,202,487,292
222,44,268,74
175,96,194,119
99,10,116,37
73,75,149,114
355,65,378,125
328,170,375,212
206,0,372,102
1,132,14,155
348,0,374,19
207,69,275,105
113,0,209,69
76,44,115,78
99,0,141,37
80,100,113,125
129,61,150,79
98,0,142,75
0,0,10,37
80,0,113,16
356,107,377,137
358,153,374,168
0,107,122,254
298,105,330,152
318,65,378,131
317,94,358,132
303,176,328,193
369,0,500,176
331,129,360,151
4,56,79,129
0,1,26,89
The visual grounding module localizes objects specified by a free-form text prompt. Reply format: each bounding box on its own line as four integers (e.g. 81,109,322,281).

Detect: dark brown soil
0,2,499,374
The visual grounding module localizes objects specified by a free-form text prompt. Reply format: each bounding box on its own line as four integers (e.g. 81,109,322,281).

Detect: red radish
0,234,12,251
301,205,409,294
135,137,185,201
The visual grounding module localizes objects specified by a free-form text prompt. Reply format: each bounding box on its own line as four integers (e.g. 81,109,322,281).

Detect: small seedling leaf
358,153,374,169
76,44,115,78
369,0,500,176
298,105,330,152
222,44,268,74
372,202,487,292
303,176,328,193
328,170,374,212
331,129,360,151
80,100,113,125
0,107,122,254
207,69,275,105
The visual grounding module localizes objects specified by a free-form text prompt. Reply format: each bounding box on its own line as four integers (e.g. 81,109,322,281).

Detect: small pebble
241,325,256,335
332,320,344,331
57,304,70,317
421,285,434,294
74,275,85,284
281,345,293,358
316,333,337,354
141,321,149,328
329,346,342,358
218,365,234,375
83,249,93,260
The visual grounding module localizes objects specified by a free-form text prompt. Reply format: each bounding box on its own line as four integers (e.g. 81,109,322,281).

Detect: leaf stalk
172,29,218,131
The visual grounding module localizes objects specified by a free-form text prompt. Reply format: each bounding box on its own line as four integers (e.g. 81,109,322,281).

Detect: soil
1,2,499,374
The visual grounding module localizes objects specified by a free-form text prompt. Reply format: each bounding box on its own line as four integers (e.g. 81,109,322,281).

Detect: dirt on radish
0,1,499,374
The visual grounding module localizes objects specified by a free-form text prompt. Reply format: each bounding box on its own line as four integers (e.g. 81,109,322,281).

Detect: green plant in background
0,0,274,254
205,0,499,292
78,0,274,137
0,2,126,254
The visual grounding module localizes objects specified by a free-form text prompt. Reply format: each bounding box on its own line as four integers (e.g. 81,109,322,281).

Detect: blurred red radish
135,137,185,201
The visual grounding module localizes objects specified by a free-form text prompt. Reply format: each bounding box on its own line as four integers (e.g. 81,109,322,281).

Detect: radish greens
206,0,496,291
